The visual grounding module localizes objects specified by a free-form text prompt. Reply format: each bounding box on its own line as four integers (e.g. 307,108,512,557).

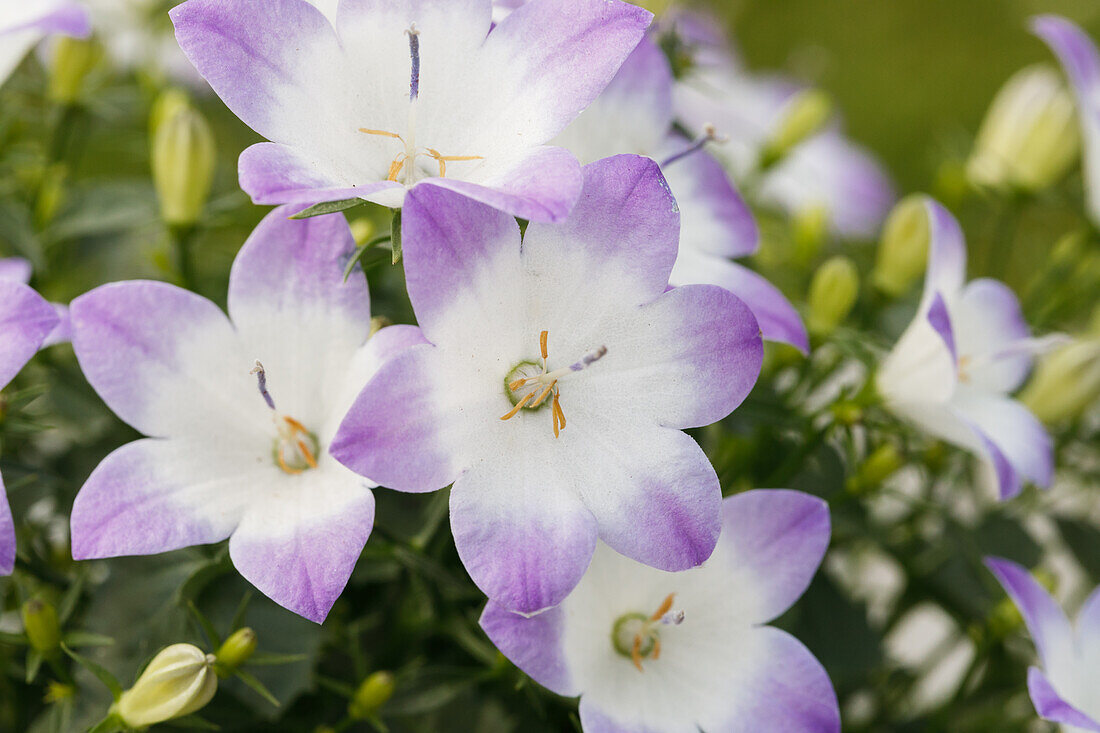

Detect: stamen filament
358,128,404,140
277,452,303,475
631,635,644,672
660,123,726,168
296,439,319,469
529,380,557,409
500,391,535,420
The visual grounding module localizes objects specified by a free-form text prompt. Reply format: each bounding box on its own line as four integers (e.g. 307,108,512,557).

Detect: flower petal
0,258,32,284
479,602,576,696
953,387,1053,489
70,438,258,560
228,466,374,623
239,143,402,208
0,280,59,390
921,198,967,307
451,457,598,614
713,490,831,624
954,278,1031,393
0,471,13,575
1027,666,1100,731
985,557,1073,669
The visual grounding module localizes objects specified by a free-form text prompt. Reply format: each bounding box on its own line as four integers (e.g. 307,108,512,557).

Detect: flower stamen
500,331,605,437
660,123,726,168
251,361,320,474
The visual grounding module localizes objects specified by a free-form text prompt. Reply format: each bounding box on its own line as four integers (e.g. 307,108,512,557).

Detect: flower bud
21,598,60,654
116,644,217,728
348,671,396,720
966,65,1080,193
1019,338,1100,423
807,256,859,337
214,627,257,676
846,443,903,495
762,89,832,167
150,88,193,140
151,98,216,227
872,195,930,297
350,217,376,246
48,37,102,105
791,205,829,265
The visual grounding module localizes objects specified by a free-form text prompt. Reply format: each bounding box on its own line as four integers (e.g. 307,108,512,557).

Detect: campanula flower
332,156,763,615
69,209,424,622
481,490,838,733
0,1,89,87
170,0,651,221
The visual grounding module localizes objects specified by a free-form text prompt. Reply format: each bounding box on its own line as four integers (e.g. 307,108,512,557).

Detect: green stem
170,224,199,291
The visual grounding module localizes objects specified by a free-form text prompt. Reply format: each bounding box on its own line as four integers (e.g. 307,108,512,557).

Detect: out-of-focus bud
1020,338,1100,423
150,88,193,140
807,256,859,337
348,671,396,720
872,195,930,297
151,97,216,228
214,627,256,676
966,65,1080,193
791,205,829,265
846,443,904,495
761,89,832,168
34,164,67,228
48,37,102,105
116,644,217,729
21,598,60,654
349,217,376,246
44,681,75,704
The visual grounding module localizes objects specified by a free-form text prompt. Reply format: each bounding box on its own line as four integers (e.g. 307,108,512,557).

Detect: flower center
610,593,684,672
499,330,607,438
357,25,484,185
250,361,320,475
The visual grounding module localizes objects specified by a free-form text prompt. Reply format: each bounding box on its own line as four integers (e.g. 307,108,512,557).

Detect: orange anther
359,128,404,140
500,391,535,421
631,635,644,672
540,330,549,361
529,380,557,409
650,593,675,622
296,439,319,469
508,378,528,392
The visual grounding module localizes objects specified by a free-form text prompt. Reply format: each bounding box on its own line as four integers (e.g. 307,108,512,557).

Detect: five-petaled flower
170,0,651,222
876,197,1058,500
69,209,424,622
987,557,1100,732
332,155,764,615
481,490,839,733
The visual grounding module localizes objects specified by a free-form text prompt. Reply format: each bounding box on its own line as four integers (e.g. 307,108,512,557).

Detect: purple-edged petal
926,292,957,362
0,258,32,284
228,469,374,623
70,438,257,560
0,280,59,390
42,303,71,347
1077,585,1100,668
670,254,807,351
450,458,598,615
986,557,1073,669
663,144,759,259
954,278,1031,393
3,3,91,37
1027,666,1100,731
0,471,13,575
969,425,1023,500
920,198,967,307
479,602,576,695
416,145,582,223
954,388,1053,489
715,490,830,623
239,143,402,209
578,700,662,733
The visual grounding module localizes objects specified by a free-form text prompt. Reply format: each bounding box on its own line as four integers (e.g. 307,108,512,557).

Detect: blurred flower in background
0,2,90,88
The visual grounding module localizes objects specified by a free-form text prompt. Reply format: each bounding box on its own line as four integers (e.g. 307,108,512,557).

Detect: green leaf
61,643,123,701
390,209,402,265
186,601,222,650
342,234,392,282
163,715,221,730
57,572,87,625
26,649,43,683
245,651,310,666
62,631,115,648
228,591,253,633
234,668,281,708
87,714,125,733
288,198,364,219
0,630,28,646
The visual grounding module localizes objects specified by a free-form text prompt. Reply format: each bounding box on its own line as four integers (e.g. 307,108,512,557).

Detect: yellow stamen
652,637,662,660
529,380,557,409
650,593,675,622
552,395,565,437
508,378,529,392
296,439,319,469
386,155,407,182
500,391,535,420
540,330,549,361
277,451,303,475
359,128,404,141
631,635,644,672
425,148,483,177
283,416,309,434
631,594,677,672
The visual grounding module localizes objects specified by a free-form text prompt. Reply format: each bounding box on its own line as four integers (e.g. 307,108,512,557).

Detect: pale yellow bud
966,65,1080,192
762,89,833,167
214,627,257,675
152,100,216,227
21,598,60,654
1020,338,1100,423
48,37,102,105
872,195,930,297
348,671,396,720
116,644,217,728
807,256,859,337
150,89,193,140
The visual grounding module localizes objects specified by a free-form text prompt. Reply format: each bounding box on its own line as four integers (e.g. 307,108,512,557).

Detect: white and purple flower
0,258,71,346
0,278,61,574
551,35,807,352
0,1,90,87
68,209,423,622
481,490,839,733
876,198,1056,500
987,557,1100,732
332,155,763,615
170,0,651,221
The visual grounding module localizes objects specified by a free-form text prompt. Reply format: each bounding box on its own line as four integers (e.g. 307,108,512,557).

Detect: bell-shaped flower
1032,15,1100,229
876,198,1057,500
69,209,424,622
0,278,60,574
987,557,1100,732
481,490,838,733
670,11,894,240
332,156,763,615
0,2,89,88
551,35,807,352
170,0,651,221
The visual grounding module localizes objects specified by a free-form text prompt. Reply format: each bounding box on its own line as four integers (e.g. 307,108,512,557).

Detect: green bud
21,598,61,654
348,671,396,720
48,37,102,105
807,256,859,337
349,217,376,246
872,195,930,297
152,100,216,227
966,65,1080,193
846,443,903,495
149,89,193,140
791,205,830,265
762,89,832,167
1019,338,1100,423
116,644,218,729
214,627,257,676
34,164,67,229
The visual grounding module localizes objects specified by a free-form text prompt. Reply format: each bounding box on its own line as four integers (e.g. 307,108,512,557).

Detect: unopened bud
369,316,393,336
807,256,859,337
967,65,1080,193
348,671,396,720
846,443,903,494
762,89,832,167
48,37,101,105
21,598,60,654
214,627,256,676
116,644,217,728
1020,338,1100,423
152,97,216,227
149,88,193,140
350,217,376,246
872,195,930,297
792,205,829,264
